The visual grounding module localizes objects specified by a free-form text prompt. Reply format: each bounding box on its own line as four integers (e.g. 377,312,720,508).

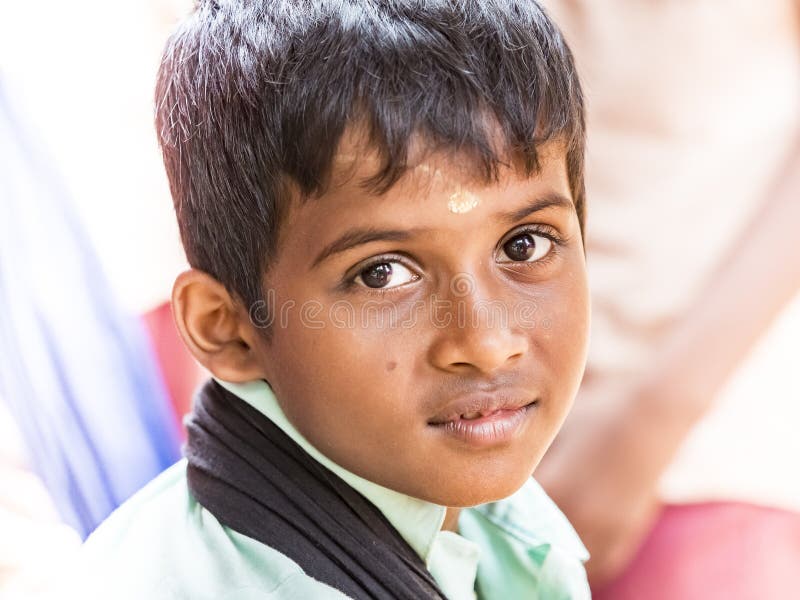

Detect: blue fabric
0,80,181,538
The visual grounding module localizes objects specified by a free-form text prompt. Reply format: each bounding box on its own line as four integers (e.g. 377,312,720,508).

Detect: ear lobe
171,269,266,383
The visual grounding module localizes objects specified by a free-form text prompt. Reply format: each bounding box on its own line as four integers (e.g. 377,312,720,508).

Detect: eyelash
498,223,565,266
341,223,566,295
339,253,419,296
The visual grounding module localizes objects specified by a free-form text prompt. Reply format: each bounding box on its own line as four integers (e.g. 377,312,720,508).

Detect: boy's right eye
354,260,419,290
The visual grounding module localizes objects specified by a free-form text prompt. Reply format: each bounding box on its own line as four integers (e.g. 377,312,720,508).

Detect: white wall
0,0,193,312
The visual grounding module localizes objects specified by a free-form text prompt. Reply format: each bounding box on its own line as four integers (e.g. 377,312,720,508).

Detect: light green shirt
70,379,590,599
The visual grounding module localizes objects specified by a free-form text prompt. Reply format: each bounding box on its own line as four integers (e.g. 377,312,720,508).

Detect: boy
74,1,591,598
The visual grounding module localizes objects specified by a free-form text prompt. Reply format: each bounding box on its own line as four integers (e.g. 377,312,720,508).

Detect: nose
427,281,529,375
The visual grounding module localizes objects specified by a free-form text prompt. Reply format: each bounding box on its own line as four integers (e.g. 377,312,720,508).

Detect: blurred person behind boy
536,1,800,598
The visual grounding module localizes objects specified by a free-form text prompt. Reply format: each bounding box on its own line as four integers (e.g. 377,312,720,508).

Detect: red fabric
141,302,204,440
594,502,800,600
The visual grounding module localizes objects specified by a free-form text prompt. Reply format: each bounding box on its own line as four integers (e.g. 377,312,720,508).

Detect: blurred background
0,1,198,597
0,1,798,598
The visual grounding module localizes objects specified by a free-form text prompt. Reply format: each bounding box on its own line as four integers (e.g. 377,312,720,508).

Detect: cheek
268,304,417,415
265,314,424,474
530,271,590,395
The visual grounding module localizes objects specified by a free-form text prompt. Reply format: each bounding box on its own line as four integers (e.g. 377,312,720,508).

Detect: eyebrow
311,227,422,269
310,192,574,268
498,192,575,225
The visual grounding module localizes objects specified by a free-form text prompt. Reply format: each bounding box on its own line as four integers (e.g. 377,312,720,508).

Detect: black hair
155,0,585,314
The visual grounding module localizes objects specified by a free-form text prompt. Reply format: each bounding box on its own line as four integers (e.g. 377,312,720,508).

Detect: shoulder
63,460,347,600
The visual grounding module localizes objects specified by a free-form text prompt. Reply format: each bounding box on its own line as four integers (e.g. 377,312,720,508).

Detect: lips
427,391,539,448
427,392,536,425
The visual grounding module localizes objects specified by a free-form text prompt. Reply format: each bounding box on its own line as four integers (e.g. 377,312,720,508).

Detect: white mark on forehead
415,163,482,215
447,189,481,214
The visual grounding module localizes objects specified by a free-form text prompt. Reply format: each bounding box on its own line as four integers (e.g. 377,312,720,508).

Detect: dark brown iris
503,233,535,261
361,262,393,288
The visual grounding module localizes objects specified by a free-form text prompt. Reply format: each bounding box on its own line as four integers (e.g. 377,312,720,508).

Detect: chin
425,467,535,508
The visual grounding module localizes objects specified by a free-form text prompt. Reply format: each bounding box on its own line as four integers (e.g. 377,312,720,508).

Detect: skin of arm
535,138,800,586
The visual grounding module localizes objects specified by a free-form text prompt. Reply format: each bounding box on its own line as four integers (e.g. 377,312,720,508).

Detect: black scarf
184,379,448,600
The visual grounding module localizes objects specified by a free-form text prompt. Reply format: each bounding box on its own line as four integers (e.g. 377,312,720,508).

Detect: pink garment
593,503,800,600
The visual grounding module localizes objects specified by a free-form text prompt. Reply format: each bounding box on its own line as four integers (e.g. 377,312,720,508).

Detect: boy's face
252,137,589,507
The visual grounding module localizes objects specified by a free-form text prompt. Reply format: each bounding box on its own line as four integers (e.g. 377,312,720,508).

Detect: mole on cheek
386,361,397,372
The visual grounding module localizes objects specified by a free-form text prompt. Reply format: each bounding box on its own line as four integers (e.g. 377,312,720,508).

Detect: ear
171,269,266,383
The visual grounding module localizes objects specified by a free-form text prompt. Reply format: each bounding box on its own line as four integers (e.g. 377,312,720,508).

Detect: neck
442,507,461,532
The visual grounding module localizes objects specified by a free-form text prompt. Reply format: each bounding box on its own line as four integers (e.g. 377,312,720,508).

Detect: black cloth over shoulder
184,379,448,600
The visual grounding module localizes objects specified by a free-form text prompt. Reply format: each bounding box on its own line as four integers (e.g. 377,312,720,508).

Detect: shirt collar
213,377,448,562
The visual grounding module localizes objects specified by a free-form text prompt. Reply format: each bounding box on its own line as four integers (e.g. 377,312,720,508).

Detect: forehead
284,132,573,240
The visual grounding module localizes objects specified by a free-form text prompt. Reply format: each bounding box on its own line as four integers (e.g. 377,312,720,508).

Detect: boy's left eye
498,231,553,263
354,261,419,290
